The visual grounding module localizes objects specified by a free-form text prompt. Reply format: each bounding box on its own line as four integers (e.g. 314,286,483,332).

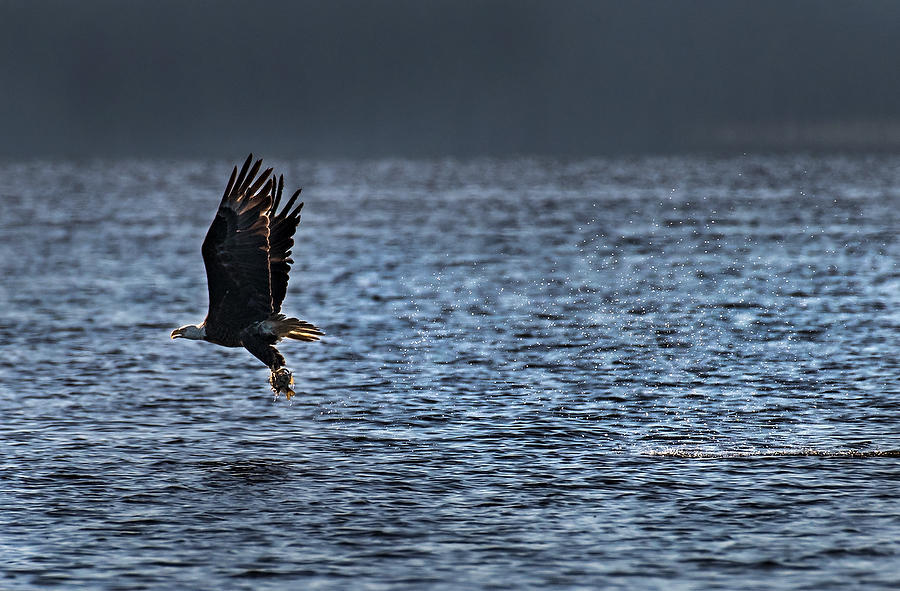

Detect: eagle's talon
269,367,295,401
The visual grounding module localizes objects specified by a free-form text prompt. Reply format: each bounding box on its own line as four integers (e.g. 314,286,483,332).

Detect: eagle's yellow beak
170,328,183,339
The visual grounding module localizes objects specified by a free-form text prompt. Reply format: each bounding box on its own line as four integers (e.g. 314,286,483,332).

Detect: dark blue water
1,155,899,589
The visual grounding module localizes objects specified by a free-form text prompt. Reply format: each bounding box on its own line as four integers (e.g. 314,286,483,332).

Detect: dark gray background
2,0,898,158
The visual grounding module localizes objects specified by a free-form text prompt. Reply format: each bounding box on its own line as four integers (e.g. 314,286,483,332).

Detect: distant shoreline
698,119,900,151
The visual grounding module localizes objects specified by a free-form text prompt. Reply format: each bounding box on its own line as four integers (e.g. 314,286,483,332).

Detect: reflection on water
1,155,899,589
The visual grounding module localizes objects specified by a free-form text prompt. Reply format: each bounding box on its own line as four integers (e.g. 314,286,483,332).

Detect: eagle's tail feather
269,315,324,342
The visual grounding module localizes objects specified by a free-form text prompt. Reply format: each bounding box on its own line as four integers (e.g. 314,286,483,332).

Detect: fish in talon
269,367,296,401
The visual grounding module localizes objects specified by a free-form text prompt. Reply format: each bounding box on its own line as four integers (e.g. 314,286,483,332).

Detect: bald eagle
171,154,323,400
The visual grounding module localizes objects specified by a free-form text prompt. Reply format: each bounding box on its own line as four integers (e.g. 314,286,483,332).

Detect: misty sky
2,0,899,158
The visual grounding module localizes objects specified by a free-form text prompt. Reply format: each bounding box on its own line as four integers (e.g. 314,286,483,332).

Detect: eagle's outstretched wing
201,154,274,336
267,174,305,314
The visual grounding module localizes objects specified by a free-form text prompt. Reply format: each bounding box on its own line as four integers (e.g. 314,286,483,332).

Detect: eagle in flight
171,154,323,400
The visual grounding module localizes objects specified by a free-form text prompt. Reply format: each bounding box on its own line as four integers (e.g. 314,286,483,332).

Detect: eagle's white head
170,324,206,340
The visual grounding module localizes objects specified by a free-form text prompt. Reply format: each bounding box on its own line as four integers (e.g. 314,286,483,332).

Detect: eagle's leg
242,329,298,401
269,367,295,401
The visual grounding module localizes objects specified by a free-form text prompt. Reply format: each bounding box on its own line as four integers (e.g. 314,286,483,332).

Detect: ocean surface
1,154,898,590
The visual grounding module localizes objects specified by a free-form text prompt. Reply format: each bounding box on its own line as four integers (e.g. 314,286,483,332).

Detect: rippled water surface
1,155,899,589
